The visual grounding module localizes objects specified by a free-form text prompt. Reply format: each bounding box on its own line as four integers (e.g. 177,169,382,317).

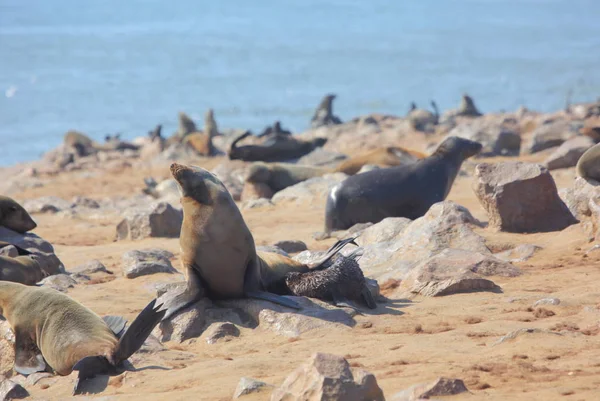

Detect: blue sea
1,0,599,167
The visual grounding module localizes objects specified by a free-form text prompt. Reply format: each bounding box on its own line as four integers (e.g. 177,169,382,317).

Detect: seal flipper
14,328,46,375
245,291,301,310
158,263,206,320
102,316,127,338
113,298,166,363
72,356,111,395
307,237,358,270
361,285,377,309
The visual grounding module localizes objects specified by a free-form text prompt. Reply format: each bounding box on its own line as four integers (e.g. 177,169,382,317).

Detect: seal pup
310,93,342,129
156,163,357,319
576,142,600,182
283,247,376,310
333,146,425,176
0,196,36,233
325,136,482,231
228,131,327,162
0,281,165,394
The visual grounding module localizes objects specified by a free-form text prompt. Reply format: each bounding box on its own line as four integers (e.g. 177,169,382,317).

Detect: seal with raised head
325,136,482,231
311,93,342,129
156,163,357,318
0,281,165,394
0,196,36,234
455,93,482,117
333,146,425,176
576,142,600,182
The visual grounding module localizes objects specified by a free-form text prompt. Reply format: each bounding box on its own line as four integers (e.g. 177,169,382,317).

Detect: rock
559,177,600,221
211,161,248,201
121,249,177,279
398,249,520,297
273,240,307,254
494,244,542,263
38,274,77,292
233,377,272,399
493,328,562,346
71,196,100,209
0,379,28,400
391,377,469,401
271,353,384,401
356,217,412,247
587,195,600,241
241,182,274,202
473,162,576,232
526,120,578,153
297,148,347,168
272,173,348,204
202,322,240,344
242,198,274,210
544,136,595,170
449,121,521,156
115,202,183,240
23,196,71,214
0,227,55,253
71,259,109,275
257,246,289,257
0,245,18,257
533,297,561,307
359,201,488,280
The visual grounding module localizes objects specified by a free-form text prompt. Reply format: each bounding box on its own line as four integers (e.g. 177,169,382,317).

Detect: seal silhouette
0,281,165,394
325,136,482,231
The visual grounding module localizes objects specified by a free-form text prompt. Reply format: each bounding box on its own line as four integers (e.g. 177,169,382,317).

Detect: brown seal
228,131,327,162
0,196,37,233
64,131,139,157
156,163,357,318
325,136,482,231
243,162,329,195
310,94,342,128
0,254,50,285
333,146,425,175
576,142,600,182
0,281,165,394
455,93,482,117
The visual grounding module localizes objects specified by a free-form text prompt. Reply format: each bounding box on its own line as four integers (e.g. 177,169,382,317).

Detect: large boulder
115,202,183,240
543,136,595,170
525,120,579,154
397,249,521,297
473,162,577,232
122,249,177,279
271,353,385,401
272,173,347,204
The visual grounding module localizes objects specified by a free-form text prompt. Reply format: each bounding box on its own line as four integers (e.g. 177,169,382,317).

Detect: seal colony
0,281,165,394
325,136,483,231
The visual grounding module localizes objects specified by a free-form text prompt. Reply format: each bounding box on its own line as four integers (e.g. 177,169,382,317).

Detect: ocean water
1,0,599,167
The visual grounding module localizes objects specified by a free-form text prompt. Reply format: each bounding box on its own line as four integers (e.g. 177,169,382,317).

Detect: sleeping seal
325,136,482,231
0,281,165,394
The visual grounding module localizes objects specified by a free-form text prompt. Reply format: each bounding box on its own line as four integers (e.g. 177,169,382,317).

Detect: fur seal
310,94,342,129
228,131,327,162
408,101,440,131
245,162,329,193
175,111,198,139
259,121,292,138
0,253,52,285
576,142,600,182
0,281,165,394
156,163,356,318
0,196,36,234
325,136,482,231
64,131,139,157
454,93,482,117
283,247,376,310
204,108,219,138
333,146,425,176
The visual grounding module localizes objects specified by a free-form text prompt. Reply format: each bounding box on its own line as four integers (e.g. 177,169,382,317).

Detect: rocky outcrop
473,162,576,232
122,249,177,279
115,202,183,240
271,353,385,401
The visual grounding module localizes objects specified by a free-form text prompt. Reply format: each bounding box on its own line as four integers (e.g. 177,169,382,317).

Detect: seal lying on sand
0,281,165,394
0,196,37,233
325,136,482,231
576,142,600,182
228,131,327,162
333,146,425,176
156,163,358,319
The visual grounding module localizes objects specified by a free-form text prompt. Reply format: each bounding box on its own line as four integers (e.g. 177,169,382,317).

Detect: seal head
0,196,37,233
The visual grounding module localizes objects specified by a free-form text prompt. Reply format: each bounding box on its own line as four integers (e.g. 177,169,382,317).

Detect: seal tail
113,298,166,364
307,236,358,271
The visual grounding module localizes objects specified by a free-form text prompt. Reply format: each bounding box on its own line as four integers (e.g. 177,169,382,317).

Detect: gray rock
271,353,385,401
71,196,100,209
493,328,562,346
544,135,595,170
398,249,520,297
533,297,561,307
202,322,240,344
38,273,77,292
242,198,274,210
273,240,307,254
559,177,600,221
297,148,347,168
233,377,272,399
356,217,412,247
71,259,109,275
0,227,55,253
449,121,521,156
115,202,183,240
23,196,71,214
494,244,542,263
391,377,469,401
272,173,348,204
121,249,177,279
0,245,18,257
473,162,577,232
526,120,578,154
256,246,289,257
0,379,28,401
211,161,248,201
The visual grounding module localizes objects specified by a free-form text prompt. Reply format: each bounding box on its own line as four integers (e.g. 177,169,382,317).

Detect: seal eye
9,206,18,212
